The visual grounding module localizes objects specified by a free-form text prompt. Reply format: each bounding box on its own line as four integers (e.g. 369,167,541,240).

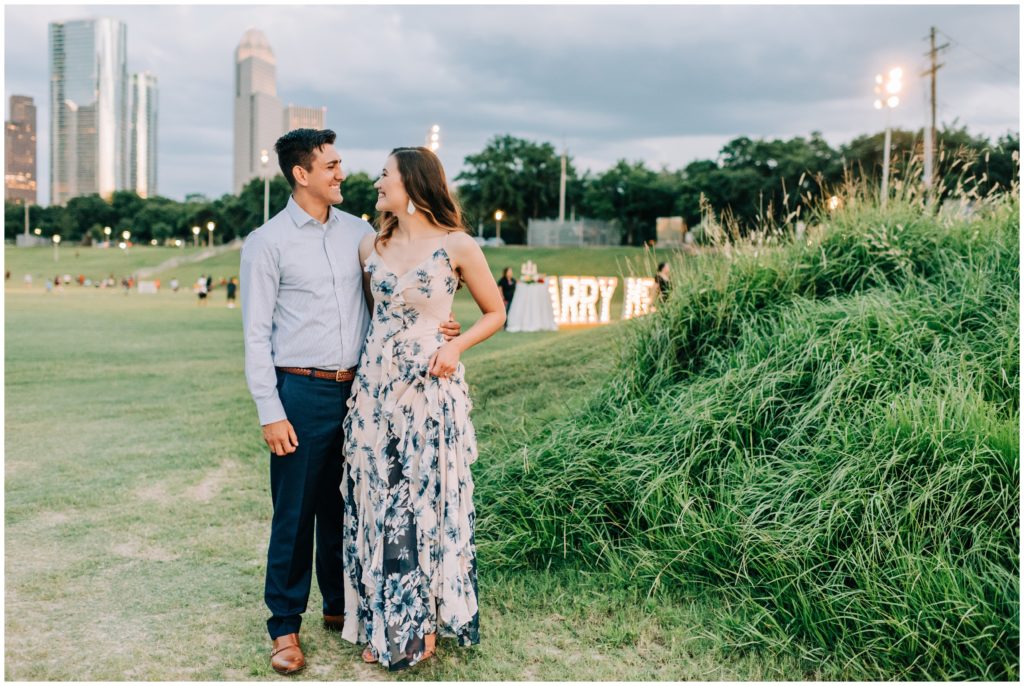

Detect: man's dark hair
657,262,667,271
274,128,336,188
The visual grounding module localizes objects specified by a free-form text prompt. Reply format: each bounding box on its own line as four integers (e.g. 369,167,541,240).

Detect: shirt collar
285,196,341,228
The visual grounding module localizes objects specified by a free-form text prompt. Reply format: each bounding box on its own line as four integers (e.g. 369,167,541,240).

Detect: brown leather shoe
270,633,305,675
322,614,344,632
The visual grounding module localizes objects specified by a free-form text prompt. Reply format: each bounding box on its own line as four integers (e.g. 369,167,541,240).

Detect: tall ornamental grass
476,191,1019,679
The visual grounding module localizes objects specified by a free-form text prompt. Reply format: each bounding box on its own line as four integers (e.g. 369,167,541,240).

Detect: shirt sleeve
240,234,287,425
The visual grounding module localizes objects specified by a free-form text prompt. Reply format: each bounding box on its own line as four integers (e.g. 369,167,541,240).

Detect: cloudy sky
4,2,1020,204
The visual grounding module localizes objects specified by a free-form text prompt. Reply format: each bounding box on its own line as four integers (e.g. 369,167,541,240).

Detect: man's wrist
256,396,286,426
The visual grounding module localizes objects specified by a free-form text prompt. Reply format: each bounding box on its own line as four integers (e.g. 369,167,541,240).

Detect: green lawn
0,239,819,679
3,285,818,680
3,240,817,680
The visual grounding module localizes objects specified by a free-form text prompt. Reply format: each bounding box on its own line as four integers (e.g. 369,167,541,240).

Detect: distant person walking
226,277,238,308
170,277,180,292
196,274,209,305
655,262,671,301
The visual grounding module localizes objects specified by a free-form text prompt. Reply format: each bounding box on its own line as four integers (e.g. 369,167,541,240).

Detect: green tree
339,172,378,221
456,135,573,243
580,161,681,245
64,194,116,241
131,199,182,242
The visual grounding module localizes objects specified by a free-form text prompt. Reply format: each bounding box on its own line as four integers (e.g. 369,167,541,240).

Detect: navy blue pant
265,370,352,639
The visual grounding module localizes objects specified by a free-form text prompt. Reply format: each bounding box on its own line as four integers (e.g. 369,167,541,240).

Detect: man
240,129,458,675
226,277,237,308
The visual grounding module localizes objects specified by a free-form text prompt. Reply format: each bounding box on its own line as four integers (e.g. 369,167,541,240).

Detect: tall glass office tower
129,72,158,198
49,18,128,204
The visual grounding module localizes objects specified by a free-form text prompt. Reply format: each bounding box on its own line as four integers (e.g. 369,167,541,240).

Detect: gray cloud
4,4,1018,203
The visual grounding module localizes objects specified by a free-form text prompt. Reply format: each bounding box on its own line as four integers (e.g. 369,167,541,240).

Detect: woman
497,267,517,315
340,147,505,670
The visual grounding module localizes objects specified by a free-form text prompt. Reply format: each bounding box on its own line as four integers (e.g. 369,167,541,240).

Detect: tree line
5,125,1018,246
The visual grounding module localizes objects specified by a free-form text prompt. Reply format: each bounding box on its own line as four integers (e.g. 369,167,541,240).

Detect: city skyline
46,16,158,204
5,4,1019,206
48,17,129,204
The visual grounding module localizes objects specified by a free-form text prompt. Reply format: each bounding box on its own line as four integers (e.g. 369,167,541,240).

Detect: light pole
207,221,216,247
122,230,131,253
52,234,61,262
192,225,200,248
426,124,440,152
261,149,270,224
873,67,902,207
104,226,112,245
494,209,504,242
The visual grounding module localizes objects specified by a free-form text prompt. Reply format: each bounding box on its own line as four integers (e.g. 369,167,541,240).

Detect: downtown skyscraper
234,29,328,194
234,29,281,194
49,18,157,205
128,72,158,198
5,95,37,204
284,104,326,133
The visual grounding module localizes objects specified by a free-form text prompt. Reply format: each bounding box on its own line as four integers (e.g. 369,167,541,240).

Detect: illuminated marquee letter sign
622,277,657,319
550,276,618,324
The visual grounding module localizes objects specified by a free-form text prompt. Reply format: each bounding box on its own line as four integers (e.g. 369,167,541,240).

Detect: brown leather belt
276,366,356,382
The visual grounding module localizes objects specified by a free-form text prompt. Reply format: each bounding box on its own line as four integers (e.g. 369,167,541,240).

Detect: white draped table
505,282,558,332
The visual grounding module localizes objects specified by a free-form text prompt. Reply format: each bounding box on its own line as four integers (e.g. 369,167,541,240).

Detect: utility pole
921,26,949,199
558,148,567,223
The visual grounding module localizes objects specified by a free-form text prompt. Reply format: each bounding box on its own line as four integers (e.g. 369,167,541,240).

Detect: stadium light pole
52,234,61,262
104,226,112,245
494,209,504,242
427,124,440,152
192,225,200,248
873,67,902,207
207,221,215,247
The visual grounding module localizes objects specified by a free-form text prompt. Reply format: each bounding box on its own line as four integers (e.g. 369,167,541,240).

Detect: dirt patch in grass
135,482,174,505
184,458,240,502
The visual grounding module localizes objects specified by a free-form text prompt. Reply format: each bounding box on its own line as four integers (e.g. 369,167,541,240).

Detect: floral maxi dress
340,243,480,670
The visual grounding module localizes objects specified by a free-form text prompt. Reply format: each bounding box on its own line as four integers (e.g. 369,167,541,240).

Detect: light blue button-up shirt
240,196,375,425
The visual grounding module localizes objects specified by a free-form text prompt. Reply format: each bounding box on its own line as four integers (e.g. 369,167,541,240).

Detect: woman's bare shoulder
446,230,481,254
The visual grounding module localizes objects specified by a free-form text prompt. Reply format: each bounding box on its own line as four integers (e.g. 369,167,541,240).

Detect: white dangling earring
406,198,416,215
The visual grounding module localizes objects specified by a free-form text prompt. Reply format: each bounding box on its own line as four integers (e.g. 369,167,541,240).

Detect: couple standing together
240,129,505,673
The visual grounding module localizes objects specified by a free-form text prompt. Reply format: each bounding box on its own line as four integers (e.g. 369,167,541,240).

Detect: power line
935,28,1019,77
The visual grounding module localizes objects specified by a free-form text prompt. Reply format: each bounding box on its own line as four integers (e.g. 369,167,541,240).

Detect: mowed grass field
3,245,815,680
6,243,679,326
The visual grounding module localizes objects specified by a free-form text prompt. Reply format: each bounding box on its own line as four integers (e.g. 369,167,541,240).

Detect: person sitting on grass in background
655,262,671,301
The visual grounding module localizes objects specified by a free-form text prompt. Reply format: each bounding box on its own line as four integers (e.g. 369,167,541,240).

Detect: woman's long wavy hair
375,147,469,248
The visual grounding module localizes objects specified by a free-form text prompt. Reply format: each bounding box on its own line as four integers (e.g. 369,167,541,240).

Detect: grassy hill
478,195,1021,679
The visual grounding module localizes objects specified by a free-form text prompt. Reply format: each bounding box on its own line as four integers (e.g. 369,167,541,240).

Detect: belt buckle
335,369,345,382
